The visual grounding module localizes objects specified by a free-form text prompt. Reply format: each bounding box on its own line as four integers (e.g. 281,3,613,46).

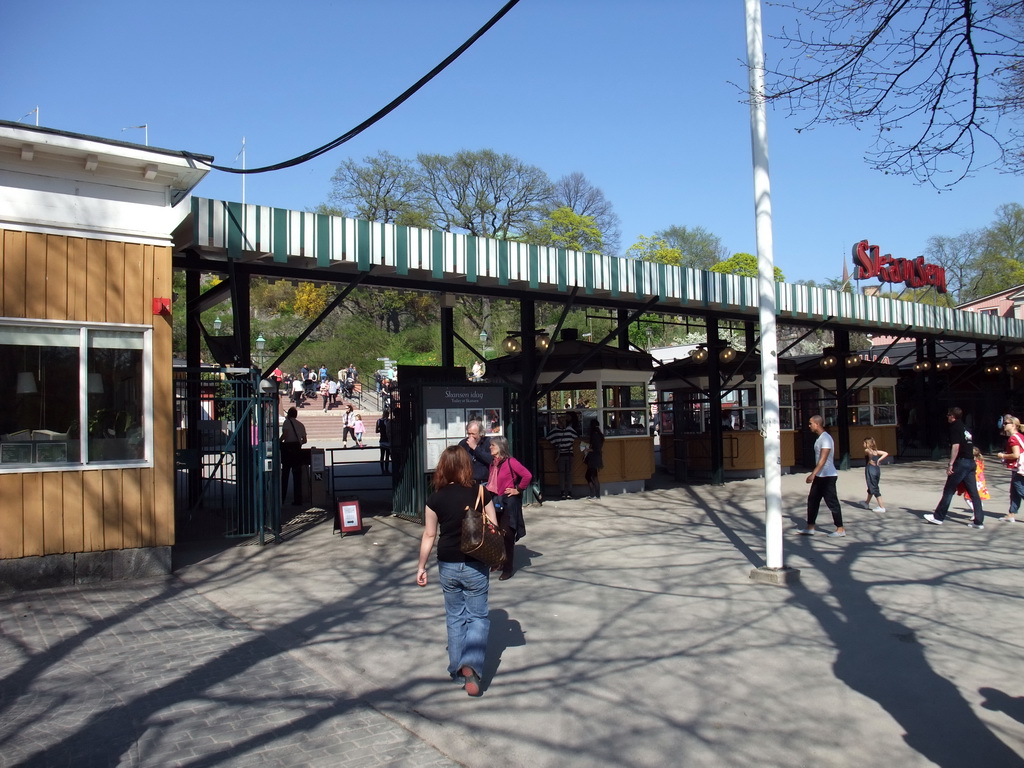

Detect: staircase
279,394,381,443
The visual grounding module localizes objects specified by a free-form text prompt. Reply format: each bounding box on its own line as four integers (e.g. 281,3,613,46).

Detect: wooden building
0,121,208,589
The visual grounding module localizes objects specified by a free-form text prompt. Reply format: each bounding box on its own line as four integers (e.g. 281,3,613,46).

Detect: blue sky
3,0,1020,284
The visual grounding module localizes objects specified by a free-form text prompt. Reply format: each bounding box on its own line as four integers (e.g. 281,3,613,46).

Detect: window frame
0,318,153,473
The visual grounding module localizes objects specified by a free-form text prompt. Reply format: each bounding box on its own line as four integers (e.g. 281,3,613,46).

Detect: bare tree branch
762,0,1024,185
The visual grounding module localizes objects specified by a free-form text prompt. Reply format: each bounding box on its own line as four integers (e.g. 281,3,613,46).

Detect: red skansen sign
852,240,947,293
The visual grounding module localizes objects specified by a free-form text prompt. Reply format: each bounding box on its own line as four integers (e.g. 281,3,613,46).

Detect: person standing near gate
280,407,307,506
925,407,986,528
459,419,492,484
795,415,846,538
546,414,579,500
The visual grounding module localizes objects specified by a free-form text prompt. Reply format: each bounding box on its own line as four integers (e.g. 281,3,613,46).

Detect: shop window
0,321,151,470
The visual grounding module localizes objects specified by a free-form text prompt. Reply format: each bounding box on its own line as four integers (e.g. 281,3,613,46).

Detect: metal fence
173,368,281,543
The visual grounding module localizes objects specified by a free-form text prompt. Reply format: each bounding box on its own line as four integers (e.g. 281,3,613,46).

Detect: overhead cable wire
183,0,522,175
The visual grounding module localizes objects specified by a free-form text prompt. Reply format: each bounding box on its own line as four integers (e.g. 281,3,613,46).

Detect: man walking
925,407,985,528
795,415,846,538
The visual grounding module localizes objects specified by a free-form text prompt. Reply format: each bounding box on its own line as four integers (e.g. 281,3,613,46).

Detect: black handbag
460,485,506,569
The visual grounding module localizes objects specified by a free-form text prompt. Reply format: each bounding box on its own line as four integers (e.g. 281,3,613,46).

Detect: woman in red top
416,447,498,696
996,416,1024,523
486,436,533,581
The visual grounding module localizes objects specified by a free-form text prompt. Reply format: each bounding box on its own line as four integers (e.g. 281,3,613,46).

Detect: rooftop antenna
122,124,148,146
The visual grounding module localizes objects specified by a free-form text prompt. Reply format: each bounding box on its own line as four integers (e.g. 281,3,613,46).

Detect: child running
957,446,990,512
863,438,889,512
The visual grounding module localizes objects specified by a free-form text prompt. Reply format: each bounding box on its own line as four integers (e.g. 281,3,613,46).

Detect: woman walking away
416,447,499,697
863,438,889,512
376,410,392,473
583,419,605,499
996,415,1024,522
486,436,533,581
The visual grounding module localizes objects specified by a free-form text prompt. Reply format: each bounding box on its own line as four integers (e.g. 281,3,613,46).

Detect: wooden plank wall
0,229,173,559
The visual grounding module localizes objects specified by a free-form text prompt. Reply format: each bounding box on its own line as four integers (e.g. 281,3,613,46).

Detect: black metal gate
173,368,281,543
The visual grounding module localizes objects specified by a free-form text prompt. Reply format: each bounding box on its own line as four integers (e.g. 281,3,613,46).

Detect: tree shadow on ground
688,482,1024,768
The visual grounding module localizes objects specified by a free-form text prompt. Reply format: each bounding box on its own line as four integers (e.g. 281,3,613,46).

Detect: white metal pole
241,137,246,205
745,0,784,571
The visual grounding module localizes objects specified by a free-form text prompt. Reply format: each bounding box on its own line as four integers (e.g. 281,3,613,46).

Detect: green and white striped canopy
190,197,1023,343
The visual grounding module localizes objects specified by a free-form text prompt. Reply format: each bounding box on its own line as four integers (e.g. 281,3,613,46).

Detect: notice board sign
334,498,363,535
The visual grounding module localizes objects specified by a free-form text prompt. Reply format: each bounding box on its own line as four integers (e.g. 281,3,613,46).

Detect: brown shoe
498,570,514,581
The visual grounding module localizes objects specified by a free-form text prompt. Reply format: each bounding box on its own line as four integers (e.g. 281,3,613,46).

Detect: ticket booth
486,329,655,497
793,358,900,468
653,354,799,481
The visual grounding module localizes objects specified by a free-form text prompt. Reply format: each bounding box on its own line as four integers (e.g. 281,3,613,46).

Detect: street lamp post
255,334,266,370
479,329,489,358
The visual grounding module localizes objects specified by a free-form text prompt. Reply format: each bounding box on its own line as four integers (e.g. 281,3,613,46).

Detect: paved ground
2,459,1024,767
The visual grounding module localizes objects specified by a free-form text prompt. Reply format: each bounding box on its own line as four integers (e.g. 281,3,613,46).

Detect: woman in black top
417,446,498,696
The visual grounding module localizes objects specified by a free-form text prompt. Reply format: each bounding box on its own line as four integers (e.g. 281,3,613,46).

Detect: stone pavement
2,459,1024,767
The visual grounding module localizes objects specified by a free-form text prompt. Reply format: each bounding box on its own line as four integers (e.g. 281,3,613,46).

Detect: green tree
521,206,603,252
981,202,1024,261
895,287,957,308
549,172,621,255
417,149,553,237
325,150,428,224
709,253,785,281
626,234,683,265
654,225,728,270
965,253,1024,300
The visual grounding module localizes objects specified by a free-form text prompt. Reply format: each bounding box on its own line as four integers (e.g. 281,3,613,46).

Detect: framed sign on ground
334,497,363,535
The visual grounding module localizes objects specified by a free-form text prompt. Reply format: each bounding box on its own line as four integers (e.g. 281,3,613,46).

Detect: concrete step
279,398,381,441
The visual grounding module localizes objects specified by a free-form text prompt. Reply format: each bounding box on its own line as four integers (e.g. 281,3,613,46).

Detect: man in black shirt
924,407,985,528
459,419,492,484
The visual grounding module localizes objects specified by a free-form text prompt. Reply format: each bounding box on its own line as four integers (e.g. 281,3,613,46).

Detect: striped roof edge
187,197,1024,343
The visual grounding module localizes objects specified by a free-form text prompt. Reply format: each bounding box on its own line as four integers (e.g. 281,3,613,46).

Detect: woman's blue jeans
437,560,490,679
1009,473,1024,517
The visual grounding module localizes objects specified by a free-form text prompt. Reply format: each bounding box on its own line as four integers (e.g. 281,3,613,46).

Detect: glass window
602,384,646,408
604,409,647,436
872,386,895,405
873,405,897,425
0,322,151,470
779,385,792,407
778,384,793,430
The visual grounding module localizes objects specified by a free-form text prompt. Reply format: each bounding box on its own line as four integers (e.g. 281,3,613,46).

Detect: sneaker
923,513,943,525
967,522,984,530
827,530,847,538
1001,516,1017,523
873,507,886,513
794,527,815,535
